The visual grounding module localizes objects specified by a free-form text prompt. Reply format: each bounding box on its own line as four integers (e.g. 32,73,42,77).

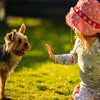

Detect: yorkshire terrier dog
0,23,31,99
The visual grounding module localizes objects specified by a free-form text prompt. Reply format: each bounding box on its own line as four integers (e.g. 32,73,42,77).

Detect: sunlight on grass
6,17,43,27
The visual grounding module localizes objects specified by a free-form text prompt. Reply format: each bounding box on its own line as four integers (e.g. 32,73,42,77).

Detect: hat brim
65,7,100,36
65,12,74,30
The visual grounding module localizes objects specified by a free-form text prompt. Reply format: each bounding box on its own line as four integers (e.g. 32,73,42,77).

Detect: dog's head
5,23,31,56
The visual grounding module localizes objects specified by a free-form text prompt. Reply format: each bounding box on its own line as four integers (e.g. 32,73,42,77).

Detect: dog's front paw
0,95,12,100
3,96,12,100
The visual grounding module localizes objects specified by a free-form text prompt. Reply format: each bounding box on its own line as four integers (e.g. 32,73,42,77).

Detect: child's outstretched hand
46,44,55,61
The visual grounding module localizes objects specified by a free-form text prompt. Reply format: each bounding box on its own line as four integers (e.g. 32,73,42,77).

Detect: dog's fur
0,24,31,99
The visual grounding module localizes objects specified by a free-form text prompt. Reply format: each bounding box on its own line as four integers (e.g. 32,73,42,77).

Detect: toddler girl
46,0,100,99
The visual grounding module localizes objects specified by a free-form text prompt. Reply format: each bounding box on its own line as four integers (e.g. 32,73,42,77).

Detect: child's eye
18,39,22,43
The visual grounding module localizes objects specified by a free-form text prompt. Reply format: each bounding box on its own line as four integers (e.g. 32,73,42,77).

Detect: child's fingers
46,44,55,61
46,44,51,52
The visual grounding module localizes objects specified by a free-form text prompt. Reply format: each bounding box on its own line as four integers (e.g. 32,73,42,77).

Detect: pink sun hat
65,0,100,36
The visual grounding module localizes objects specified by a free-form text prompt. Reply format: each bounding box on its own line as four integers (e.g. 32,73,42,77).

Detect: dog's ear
18,23,26,34
5,30,16,42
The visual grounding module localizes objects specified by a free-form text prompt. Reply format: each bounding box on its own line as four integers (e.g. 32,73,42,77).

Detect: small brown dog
0,23,31,99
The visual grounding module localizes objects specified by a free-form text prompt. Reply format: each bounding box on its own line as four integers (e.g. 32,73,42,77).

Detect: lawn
0,18,80,100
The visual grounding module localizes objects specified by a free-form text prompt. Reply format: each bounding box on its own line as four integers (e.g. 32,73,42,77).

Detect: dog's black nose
25,43,28,47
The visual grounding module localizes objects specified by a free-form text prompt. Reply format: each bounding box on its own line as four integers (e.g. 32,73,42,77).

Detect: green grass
0,18,80,100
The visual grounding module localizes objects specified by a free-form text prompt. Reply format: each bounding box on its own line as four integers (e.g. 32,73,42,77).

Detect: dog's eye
18,39,22,43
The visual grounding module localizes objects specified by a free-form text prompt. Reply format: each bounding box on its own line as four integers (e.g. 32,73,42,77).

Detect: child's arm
46,44,78,65
54,53,77,65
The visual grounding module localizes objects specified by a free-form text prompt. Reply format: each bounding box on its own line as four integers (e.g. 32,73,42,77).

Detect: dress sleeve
54,39,79,65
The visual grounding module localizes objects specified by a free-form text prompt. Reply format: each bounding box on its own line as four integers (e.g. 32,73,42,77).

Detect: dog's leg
0,74,7,99
0,74,11,99
2,74,7,98
0,75,3,99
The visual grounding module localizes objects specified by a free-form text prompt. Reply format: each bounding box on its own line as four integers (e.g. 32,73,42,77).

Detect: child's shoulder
75,38,81,46
72,38,81,53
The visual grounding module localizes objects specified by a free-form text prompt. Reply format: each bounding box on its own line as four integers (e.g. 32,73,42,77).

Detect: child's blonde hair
75,31,99,53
